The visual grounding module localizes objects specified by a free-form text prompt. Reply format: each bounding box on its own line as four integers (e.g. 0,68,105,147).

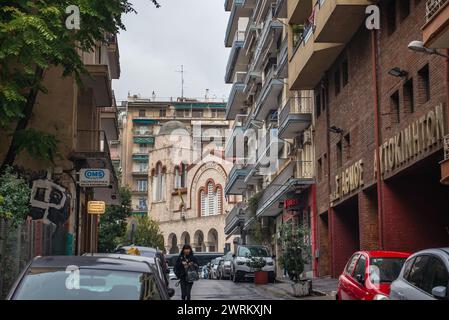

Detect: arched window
153,162,166,202
174,166,181,190
199,181,222,216
174,163,188,190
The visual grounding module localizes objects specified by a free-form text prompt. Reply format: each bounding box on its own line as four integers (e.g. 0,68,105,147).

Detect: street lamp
408,40,449,58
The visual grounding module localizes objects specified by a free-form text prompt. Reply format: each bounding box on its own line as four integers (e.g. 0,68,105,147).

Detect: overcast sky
112,0,231,104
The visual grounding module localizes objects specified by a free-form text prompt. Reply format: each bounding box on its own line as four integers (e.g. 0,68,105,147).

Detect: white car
390,248,449,300
230,245,275,283
168,267,177,280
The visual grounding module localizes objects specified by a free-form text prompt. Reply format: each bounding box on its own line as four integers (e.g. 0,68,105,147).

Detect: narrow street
170,280,334,300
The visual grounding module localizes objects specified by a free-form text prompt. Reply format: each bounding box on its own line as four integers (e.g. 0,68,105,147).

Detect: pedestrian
174,244,199,301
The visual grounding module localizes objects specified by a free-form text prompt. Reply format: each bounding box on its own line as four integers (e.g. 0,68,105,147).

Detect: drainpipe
446,49,449,132
311,184,318,277
371,29,384,250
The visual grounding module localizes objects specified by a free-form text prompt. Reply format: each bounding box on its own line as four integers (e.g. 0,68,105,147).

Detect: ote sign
79,169,110,187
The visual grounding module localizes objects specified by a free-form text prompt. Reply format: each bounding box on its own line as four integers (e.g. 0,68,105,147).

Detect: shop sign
79,169,110,187
284,199,300,210
87,201,106,215
330,160,364,204
375,104,445,177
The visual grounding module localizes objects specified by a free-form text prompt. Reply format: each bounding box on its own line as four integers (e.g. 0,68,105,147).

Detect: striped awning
132,155,149,162
174,103,226,110
133,137,155,145
133,119,158,125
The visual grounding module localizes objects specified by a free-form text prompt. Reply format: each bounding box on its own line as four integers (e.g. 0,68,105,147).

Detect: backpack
186,265,199,283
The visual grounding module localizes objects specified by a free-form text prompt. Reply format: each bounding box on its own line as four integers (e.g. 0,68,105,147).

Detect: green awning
133,119,158,125
132,155,149,162
133,137,155,145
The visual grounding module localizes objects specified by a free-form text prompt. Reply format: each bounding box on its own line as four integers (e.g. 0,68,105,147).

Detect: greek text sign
88,201,106,215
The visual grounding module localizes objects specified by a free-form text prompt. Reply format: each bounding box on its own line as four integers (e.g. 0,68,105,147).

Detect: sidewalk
272,276,338,299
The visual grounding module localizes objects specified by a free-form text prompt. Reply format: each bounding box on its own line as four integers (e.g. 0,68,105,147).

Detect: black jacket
174,253,199,280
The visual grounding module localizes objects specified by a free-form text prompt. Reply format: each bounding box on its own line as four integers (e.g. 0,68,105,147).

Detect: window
399,0,410,21
421,257,449,295
192,109,203,118
402,257,416,280
336,140,343,168
344,133,351,160
334,69,341,96
418,64,430,103
152,163,166,202
159,108,166,117
353,255,367,281
139,144,149,153
174,164,187,189
346,254,360,275
317,158,323,182
407,255,430,289
315,93,321,118
390,90,400,124
342,60,349,87
138,198,147,210
199,181,222,216
386,0,397,35
369,257,407,283
139,110,146,117
139,162,148,173
137,180,148,192
403,78,414,113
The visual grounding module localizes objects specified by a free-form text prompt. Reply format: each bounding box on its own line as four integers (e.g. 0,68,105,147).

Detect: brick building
289,0,449,277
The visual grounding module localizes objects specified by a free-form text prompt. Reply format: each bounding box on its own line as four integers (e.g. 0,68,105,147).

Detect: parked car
336,251,410,300
390,248,449,300
218,252,233,280
230,245,275,283
113,245,169,287
209,258,222,279
168,267,177,280
7,256,174,300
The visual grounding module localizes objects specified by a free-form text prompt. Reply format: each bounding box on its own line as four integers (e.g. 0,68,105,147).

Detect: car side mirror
167,288,175,298
432,286,447,299
355,274,365,286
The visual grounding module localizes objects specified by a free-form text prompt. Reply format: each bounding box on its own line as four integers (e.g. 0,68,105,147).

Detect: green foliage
0,166,31,226
247,192,262,216
0,0,160,163
98,187,131,252
13,128,60,162
246,256,266,271
278,223,311,282
130,216,165,250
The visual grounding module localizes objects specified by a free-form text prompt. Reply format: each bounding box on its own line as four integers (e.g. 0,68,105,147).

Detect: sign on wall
88,201,106,215
79,169,110,187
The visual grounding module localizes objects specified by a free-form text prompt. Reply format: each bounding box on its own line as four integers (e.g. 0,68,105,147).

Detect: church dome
157,120,190,136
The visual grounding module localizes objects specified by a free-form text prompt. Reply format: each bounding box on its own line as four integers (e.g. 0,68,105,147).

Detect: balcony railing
76,130,110,155
294,160,314,179
444,134,449,160
224,202,246,235
426,0,449,22
279,97,313,124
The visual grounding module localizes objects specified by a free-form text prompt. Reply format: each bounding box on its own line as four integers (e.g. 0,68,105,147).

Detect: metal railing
76,130,109,155
133,130,153,136
294,160,314,179
233,30,246,44
234,71,247,84
279,97,313,125
444,134,449,160
426,0,448,22
225,202,246,230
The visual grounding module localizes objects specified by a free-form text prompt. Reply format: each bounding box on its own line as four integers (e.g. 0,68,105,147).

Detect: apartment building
121,98,238,253
223,0,316,278
288,0,449,277
0,35,121,256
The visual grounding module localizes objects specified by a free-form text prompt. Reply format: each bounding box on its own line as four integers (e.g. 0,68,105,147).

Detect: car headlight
373,294,389,300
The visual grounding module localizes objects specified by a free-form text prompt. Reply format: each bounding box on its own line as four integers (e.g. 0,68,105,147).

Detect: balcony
423,0,449,48
225,114,248,159
224,202,247,236
225,163,250,195
81,65,112,108
132,154,149,162
277,36,289,79
225,0,254,47
251,6,284,71
226,72,247,120
133,136,155,145
254,65,283,121
132,170,149,177
278,97,313,139
440,135,449,185
256,160,314,217
132,189,148,195
289,26,343,90
275,0,287,18
314,0,373,43
288,0,314,24
225,31,247,84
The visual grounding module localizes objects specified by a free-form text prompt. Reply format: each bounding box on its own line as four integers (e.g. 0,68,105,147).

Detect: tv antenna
175,65,185,99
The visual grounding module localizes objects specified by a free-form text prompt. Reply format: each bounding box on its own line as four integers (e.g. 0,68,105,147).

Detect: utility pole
176,65,185,99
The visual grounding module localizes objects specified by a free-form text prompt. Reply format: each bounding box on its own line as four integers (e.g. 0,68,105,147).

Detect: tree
98,187,131,252
0,166,31,227
131,216,165,250
0,0,160,171
278,223,311,282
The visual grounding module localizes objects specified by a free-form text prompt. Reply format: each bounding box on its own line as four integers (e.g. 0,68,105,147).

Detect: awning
133,119,158,125
132,155,149,162
133,137,155,145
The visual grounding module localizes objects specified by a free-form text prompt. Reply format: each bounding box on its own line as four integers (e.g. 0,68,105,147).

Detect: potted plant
246,256,267,285
278,223,312,297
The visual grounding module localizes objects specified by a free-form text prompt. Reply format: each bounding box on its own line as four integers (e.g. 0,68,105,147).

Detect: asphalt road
169,279,331,300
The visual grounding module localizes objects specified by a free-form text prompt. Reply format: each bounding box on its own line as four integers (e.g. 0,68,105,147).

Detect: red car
336,251,411,300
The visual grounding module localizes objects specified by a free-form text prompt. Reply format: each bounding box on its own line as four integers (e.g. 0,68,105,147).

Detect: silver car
390,248,449,300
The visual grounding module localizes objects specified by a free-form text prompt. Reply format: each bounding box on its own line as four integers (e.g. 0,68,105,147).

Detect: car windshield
238,247,269,257
369,257,407,283
13,267,162,300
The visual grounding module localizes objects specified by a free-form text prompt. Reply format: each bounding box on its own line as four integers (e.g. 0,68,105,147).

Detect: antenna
175,65,185,99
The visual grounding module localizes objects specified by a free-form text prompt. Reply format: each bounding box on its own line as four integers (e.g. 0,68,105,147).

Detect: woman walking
174,244,199,300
